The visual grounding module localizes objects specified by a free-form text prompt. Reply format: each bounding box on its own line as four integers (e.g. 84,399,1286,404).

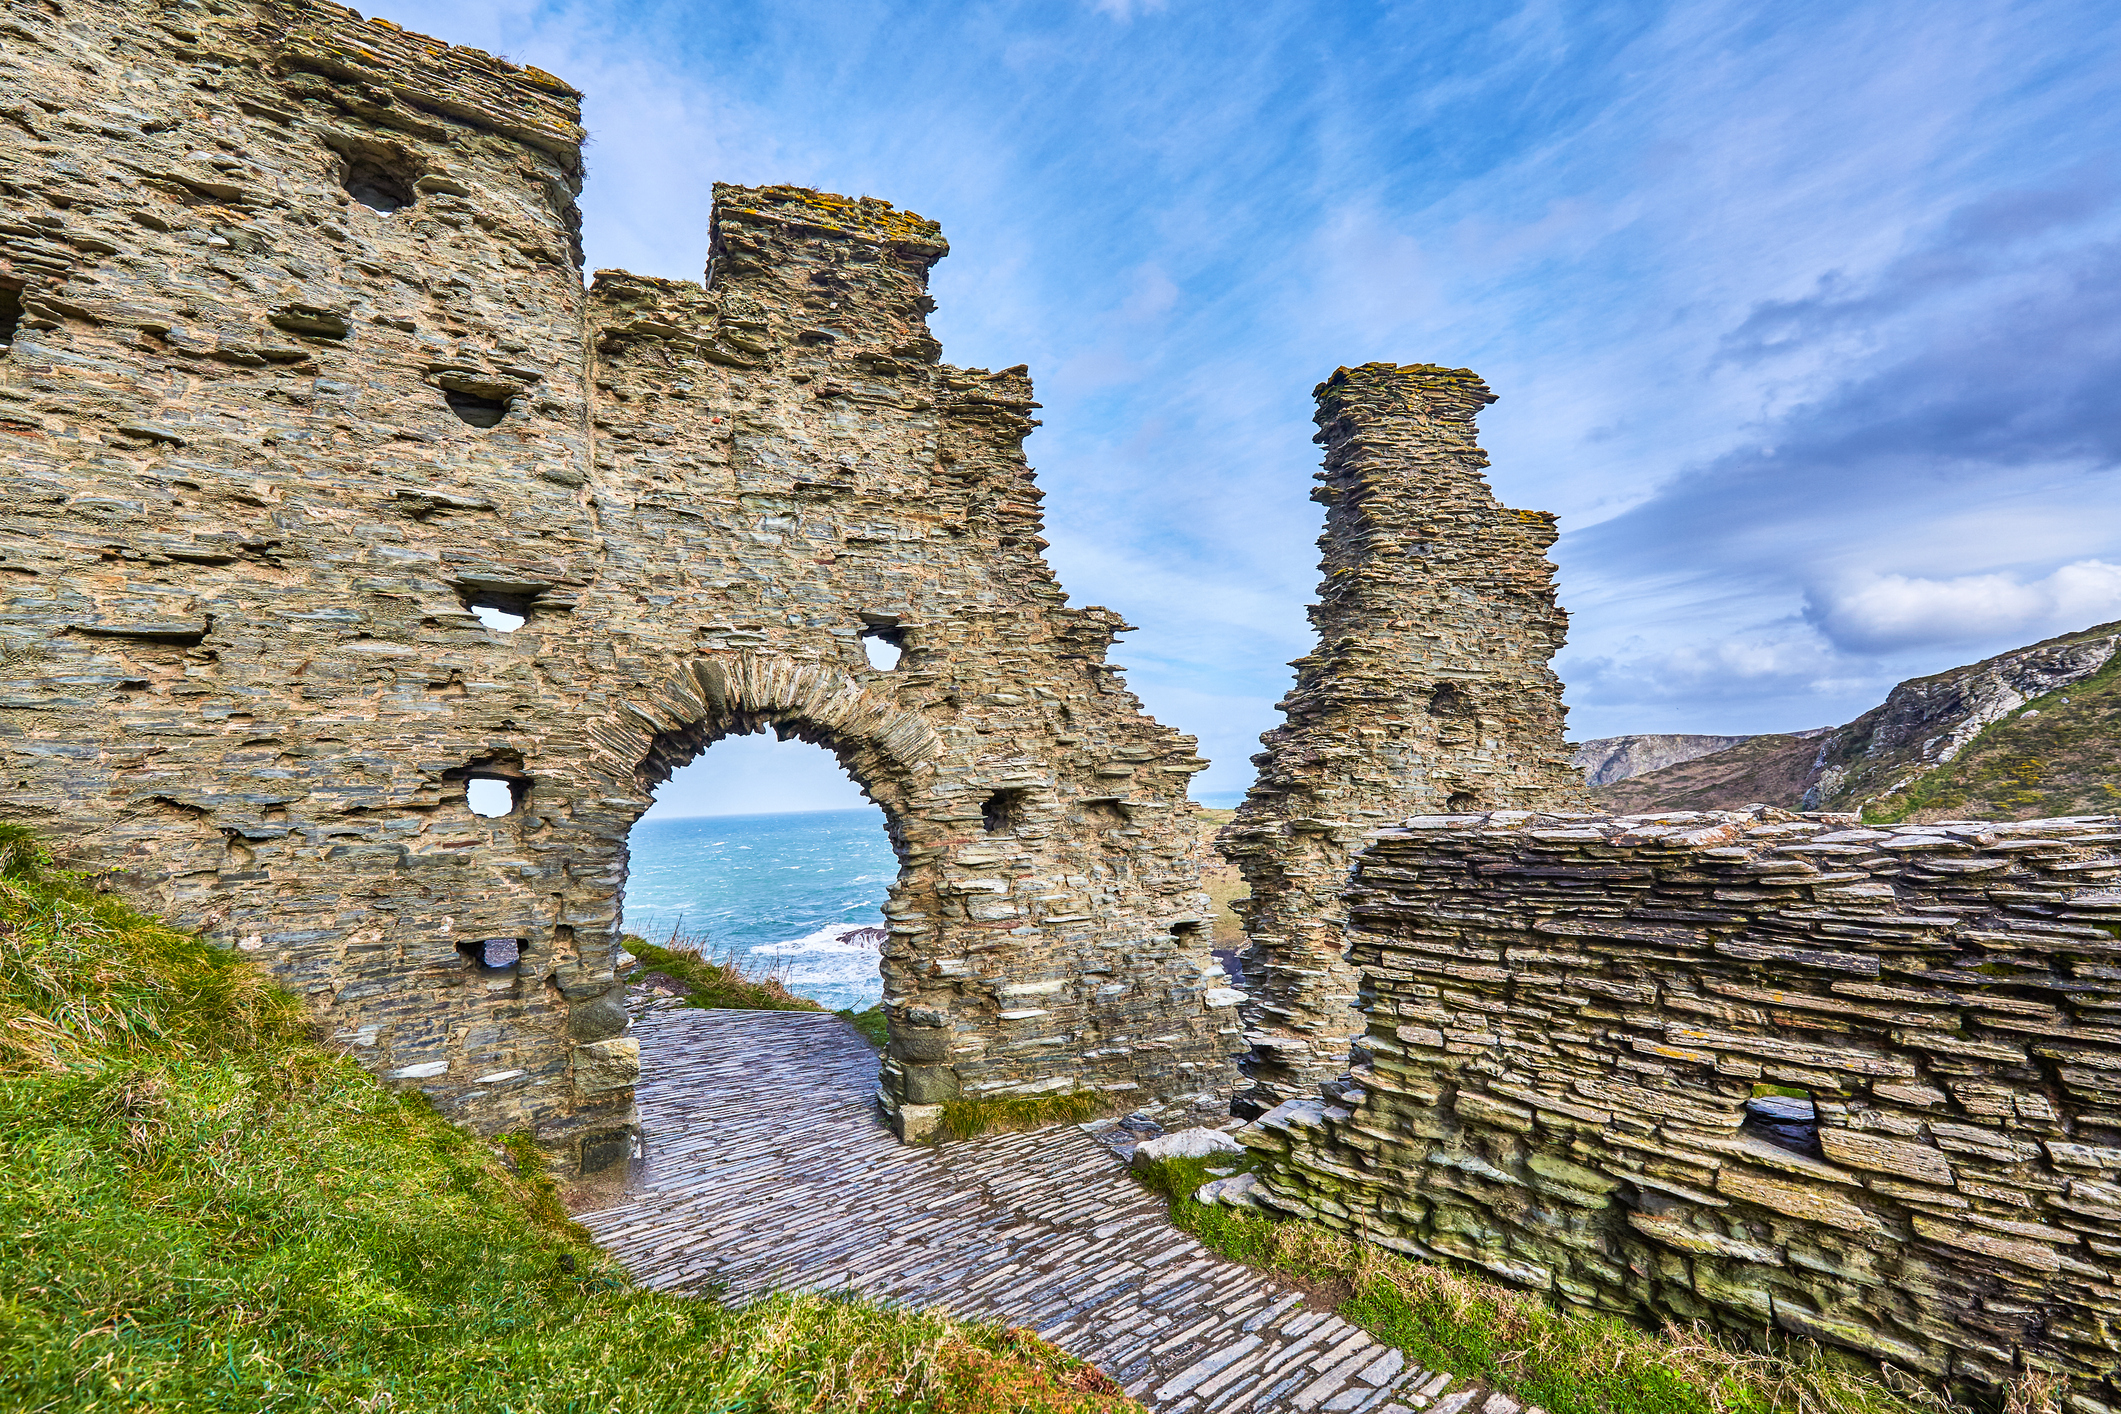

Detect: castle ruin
1220,364,1580,1113
8,3,2121,1405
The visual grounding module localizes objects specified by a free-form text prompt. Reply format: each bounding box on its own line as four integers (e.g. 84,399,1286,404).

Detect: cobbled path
578,1008,1473,1414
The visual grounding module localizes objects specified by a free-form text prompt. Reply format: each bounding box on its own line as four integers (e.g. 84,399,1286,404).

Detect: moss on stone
1133,1154,1959,1414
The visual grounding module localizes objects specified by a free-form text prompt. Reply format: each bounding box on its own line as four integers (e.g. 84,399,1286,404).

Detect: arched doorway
598,652,1233,1143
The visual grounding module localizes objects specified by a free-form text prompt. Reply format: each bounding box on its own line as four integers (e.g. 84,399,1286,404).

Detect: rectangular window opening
457,936,523,970
0,285,22,353
1742,1087,1820,1159
861,628,903,671
466,777,518,816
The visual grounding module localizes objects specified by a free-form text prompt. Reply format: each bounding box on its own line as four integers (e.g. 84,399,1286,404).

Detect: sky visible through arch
384,0,2121,814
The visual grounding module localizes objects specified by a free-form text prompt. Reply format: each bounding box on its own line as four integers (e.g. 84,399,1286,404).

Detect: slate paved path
578,1008,1473,1413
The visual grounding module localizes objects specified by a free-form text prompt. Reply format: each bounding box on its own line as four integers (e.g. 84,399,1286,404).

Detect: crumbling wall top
265,0,585,164
1314,360,1498,418
712,183,949,258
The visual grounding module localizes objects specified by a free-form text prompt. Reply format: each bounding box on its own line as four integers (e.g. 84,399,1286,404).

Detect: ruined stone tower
0,0,1236,1169
1220,364,1580,1111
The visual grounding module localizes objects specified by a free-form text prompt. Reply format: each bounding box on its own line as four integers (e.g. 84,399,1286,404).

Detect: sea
621,792,1246,1012
622,808,900,1011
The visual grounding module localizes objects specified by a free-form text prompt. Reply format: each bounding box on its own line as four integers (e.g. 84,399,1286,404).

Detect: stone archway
604,651,1234,1142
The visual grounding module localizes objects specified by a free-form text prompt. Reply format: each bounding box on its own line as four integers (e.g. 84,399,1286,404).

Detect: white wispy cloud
1807,562,2121,655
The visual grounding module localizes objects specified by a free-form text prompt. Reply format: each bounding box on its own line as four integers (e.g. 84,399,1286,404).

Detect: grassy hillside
1589,734,1821,815
1571,733,1757,788
1860,640,2121,822
627,934,830,1011
1807,620,2120,818
0,827,1135,1413
1589,620,2121,820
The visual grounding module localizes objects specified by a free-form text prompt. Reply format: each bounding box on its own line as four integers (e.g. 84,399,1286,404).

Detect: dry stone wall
1219,363,1579,1114
0,0,1236,1169
1242,808,2121,1404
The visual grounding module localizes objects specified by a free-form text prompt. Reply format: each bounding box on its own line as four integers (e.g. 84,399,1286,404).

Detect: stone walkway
578,1008,1470,1413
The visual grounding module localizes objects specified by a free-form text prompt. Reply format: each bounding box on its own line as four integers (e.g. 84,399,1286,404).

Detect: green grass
624,935,829,1013
624,939,890,1053
0,827,1139,1413
1134,1154,1980,1414
1859,637,2121,823
939,1089,1117,1142
837,1004,890,1048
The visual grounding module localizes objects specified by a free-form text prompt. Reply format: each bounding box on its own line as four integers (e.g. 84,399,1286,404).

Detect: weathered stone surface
1196,1171,1263,1206
1625,1212,1783,1264
566,990,631,1042
899,1064,961,1104
1242,808,2121,1400
0,0,1234,1169
1131,1125,1245,1164
572,1037,641,1095
1219,364,1580,1111
1714,1167,1878,1233
1819,1129,1955,1185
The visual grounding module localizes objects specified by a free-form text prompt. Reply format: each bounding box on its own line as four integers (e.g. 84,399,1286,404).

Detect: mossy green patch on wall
1129,1155,1952,1414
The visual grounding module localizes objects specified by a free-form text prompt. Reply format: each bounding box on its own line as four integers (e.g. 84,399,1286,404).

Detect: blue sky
381,0,2121,815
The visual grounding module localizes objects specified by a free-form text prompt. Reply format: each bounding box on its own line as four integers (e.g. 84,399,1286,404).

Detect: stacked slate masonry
1223,375,2121,1400
1220,363,1580,1115
1239,810,2121,1405
0,0,1237,1169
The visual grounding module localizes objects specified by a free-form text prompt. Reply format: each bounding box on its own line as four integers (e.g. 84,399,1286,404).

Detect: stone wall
1242,808,2121,1403
0,0,1237,1168
1219,364,1579,1114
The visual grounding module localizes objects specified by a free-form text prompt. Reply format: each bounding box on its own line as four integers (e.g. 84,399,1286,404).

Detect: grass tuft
1134,1155,1997,1414
837,1004,890,1048
940,1089,1117,1141
624,934,828,1013
0,837,1140,1412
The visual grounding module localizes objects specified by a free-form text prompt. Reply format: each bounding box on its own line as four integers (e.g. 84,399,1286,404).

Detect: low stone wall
1240,808,2121,1403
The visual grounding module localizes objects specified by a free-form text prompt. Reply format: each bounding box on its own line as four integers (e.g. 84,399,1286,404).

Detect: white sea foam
749,923,888,1010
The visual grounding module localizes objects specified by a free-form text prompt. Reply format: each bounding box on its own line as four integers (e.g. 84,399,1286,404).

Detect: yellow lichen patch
727,184,948,248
